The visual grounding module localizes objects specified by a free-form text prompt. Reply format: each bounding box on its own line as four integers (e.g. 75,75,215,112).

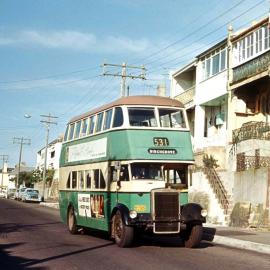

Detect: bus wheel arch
67,204,78,234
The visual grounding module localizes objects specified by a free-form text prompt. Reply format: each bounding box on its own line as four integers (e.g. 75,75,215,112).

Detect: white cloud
0,29,152,54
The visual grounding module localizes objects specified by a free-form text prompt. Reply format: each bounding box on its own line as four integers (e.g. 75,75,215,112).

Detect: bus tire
67,206,78,234
183,224,203,248
112,210,134,247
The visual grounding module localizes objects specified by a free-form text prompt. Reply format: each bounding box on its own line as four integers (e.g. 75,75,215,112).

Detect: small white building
0,163,15,189
36,136,63,179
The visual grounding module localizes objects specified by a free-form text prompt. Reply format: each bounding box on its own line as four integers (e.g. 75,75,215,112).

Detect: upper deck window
96,112,104,132
89,115,96,134
64,126,69,141
81,118,89,137
112,107,124,127
159,109,186,128
103,109,113,130
74,121,81,139
68,123,75,140
128,108,157,127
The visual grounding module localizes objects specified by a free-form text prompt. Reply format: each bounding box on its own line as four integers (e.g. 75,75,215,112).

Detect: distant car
16,187,27,200
0,187,7,198
21,188,42,203
7,188,17,199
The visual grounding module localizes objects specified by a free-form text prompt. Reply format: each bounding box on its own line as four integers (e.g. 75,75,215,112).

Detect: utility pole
0,154,8,187
40,113,58,200
13,137,31,188
102,62,146,97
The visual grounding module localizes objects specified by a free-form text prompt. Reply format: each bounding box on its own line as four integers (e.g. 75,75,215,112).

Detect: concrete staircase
203,167,233,223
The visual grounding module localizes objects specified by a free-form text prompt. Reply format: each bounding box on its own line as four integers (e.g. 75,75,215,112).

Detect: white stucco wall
234,168,269,207
195,65,227,105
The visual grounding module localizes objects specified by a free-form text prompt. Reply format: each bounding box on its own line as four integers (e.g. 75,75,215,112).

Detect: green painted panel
60,129,194,167
180,191,188,205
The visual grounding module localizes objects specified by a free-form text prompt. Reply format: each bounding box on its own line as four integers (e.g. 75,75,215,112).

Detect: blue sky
0,0,268,167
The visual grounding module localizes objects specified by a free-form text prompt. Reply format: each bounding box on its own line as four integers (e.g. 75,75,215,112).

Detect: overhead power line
0,65,99,85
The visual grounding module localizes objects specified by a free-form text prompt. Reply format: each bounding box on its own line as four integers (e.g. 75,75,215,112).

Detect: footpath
40,201,270,254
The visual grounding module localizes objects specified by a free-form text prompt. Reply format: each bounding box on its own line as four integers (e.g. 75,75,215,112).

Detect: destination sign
148,148,177,155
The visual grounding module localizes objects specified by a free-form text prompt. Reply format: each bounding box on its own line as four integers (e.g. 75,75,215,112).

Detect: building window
246,33,253,58
201,48,227,81
50,151,55,158
233,24,270,66
255,28,263,54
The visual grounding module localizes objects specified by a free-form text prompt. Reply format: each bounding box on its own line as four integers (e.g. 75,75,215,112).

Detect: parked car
0,187,7,198
16,187,26,200
7,188,17,199
21,188,42,203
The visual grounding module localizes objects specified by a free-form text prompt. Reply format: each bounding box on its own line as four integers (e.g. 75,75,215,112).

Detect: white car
21,188,42,203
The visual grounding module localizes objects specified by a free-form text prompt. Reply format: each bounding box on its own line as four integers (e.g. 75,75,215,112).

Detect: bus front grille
153,191,180,233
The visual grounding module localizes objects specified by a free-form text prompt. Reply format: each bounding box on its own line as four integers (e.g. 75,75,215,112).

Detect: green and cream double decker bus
59,95,207,248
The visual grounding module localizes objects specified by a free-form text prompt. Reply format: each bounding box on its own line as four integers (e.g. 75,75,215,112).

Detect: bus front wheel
112,210,134,247
67,206,78,234
183,224,203,248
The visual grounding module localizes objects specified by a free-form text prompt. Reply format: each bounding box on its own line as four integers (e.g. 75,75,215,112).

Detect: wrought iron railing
236,149,270,171
203,167,230,215
232,121,270,144
174,86,195,107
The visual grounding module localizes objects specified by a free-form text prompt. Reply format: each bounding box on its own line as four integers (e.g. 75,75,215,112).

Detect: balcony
232,121,270,144
232,50,270,85
174,86,195,108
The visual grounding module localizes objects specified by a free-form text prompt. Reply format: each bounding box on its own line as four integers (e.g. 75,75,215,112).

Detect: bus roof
69,95,184,124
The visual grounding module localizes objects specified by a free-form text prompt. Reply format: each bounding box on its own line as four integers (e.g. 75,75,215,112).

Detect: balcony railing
232,50,270,84
232,121,270,144
174,86,195,107
236,149,270,171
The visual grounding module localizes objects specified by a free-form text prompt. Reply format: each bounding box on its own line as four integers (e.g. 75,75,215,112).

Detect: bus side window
72,171,77,189
78,171,84,189
85,170,92,189
89,115,96,135
96,112,104,133
64,126,69,141
94,169,106,189
68,123,75,140
80,118,89,137
113,107,124,127
74,121,82,139
103,109,113,130
66,173,71,188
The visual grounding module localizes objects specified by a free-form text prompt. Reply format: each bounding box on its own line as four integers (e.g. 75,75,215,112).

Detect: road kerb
212,235,270,255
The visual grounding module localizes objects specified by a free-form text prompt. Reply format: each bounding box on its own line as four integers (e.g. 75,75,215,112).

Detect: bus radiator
153,191,180,234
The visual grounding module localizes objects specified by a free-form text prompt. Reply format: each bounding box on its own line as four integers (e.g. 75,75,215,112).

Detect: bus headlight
129,210,137,219
201,209,208,217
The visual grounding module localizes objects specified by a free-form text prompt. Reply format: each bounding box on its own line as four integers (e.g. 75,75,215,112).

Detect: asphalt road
0,198,269,270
